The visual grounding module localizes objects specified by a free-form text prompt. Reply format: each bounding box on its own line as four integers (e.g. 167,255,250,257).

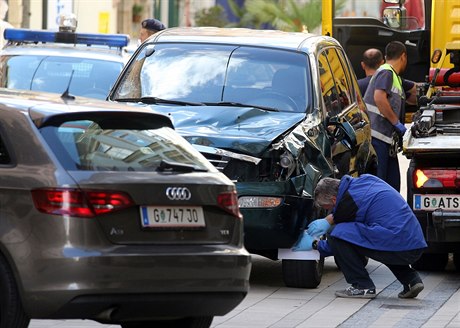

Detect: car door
318,47,371,178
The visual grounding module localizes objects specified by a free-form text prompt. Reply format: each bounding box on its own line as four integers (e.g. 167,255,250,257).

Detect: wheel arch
0,243,28,305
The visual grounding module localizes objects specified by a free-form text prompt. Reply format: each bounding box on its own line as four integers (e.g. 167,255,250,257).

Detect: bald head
361,48,384,76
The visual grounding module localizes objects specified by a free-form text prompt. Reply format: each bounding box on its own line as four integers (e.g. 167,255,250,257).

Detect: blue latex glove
307,218,331,237
394,121,407,135
292,231,315,251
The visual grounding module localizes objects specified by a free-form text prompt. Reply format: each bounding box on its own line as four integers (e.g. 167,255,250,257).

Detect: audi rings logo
166,187,192,200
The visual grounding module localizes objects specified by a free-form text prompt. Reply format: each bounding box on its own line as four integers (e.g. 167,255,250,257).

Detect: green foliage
194,5,229,27
225,0,266,28
132,3,143,16
224,0,346,32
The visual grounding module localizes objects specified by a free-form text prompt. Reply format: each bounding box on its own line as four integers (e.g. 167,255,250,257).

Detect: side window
335,48,358,103
0,55,41,90
318,51,341,116
335,48,364,125
324,48,352,110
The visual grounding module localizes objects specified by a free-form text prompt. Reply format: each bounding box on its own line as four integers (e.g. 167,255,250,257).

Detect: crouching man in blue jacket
293,174,427,299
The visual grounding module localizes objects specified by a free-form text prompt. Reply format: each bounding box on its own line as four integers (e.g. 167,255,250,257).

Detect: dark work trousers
328,235,424,289
371,137,401,192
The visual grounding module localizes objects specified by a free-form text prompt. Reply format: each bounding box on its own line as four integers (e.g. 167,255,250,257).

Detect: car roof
0,88,172,128
149,27,339,52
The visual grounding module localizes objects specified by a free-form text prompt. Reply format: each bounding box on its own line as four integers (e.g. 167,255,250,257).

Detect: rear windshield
39,118,215,172
0,55,123,100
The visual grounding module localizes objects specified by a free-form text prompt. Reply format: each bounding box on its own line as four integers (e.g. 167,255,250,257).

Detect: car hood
148,105,305,156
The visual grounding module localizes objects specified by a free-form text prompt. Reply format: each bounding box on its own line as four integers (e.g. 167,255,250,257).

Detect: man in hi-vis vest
363,41,417,192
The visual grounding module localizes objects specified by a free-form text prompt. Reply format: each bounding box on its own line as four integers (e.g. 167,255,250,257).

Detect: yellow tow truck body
430,0,460,68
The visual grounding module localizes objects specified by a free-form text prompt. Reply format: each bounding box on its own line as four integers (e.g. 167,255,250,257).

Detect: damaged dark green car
108,27,377,288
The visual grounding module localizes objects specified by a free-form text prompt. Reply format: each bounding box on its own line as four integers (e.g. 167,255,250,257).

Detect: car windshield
0,55,123,100
39,118,215,172
113,43,312,113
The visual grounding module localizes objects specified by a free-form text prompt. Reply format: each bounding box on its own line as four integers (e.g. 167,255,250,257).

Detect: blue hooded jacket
318,174,427,255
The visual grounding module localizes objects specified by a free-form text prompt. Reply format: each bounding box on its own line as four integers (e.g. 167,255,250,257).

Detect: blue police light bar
4,28,130,48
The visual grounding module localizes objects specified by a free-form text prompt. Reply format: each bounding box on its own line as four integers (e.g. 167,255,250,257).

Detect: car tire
0,255,30,328
121,316,213,328
413,253,449,271
282,258,324,288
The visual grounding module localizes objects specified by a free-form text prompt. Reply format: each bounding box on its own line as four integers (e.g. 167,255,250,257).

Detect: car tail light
217,190,242,219
31,188,134,218
413,169,460,188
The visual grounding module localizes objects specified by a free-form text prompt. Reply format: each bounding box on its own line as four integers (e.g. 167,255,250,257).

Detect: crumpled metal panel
149,105,305,156
271,114,334,179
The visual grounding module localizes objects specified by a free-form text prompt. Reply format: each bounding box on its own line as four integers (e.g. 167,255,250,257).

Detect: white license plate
140,206,205,228
413,194,460,211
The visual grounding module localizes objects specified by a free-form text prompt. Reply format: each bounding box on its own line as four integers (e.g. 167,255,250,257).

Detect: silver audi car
0,88,251,328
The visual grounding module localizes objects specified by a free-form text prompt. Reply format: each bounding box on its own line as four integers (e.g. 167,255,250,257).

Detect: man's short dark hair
385,41,407,61
362,49,384,70
141,18,166,32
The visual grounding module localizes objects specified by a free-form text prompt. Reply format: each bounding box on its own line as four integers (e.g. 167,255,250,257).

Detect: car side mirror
383,6,407,29
327,116,357,150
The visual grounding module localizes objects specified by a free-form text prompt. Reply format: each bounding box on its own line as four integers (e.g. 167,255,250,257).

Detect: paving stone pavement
209,255,460,328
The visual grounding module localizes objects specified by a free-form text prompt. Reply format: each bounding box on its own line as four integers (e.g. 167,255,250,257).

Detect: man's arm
333,190,358,223
374,89,400,125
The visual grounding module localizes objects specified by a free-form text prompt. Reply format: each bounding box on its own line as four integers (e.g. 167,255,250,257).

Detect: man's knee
327,235,353,253
328,236,368,262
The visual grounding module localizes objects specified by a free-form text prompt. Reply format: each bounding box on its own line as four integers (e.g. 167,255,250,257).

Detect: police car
0,14,130,100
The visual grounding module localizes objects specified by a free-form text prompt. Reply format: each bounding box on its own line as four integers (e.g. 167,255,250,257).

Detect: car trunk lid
64,171,241,245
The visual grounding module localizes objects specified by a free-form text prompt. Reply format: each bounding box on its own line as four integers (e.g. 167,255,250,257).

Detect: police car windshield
0,55,123,100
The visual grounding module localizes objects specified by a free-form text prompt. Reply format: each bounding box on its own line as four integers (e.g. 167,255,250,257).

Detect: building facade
4,0,214,43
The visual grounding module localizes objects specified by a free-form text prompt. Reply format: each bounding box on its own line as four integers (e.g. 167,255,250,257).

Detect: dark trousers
372,137,401,192
328,236,424,289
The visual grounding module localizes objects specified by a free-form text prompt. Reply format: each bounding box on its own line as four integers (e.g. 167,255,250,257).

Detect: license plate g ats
413,194,460,211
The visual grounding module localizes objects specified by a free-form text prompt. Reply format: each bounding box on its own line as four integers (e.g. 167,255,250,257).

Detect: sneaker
398,282,424,299
335,285,377,299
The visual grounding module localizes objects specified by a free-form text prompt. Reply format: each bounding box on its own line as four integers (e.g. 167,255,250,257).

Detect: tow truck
325,0,432,83
402,42,460,271
325,0,459,122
